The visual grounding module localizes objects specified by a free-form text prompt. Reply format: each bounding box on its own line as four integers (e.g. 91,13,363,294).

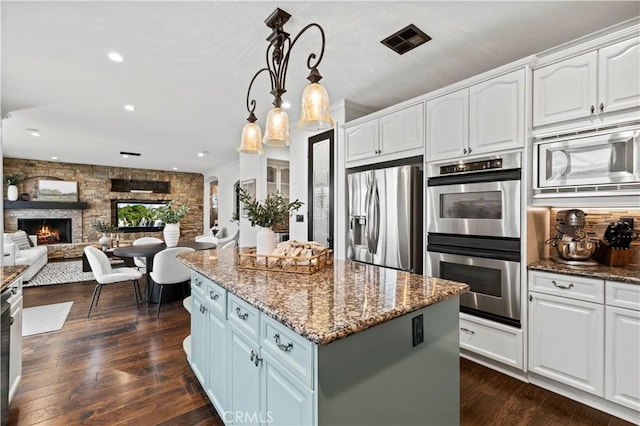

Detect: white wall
202,160,239,235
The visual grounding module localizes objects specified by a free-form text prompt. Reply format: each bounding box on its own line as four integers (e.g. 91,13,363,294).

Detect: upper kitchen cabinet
427,68,526,162
533,36,640,128
345,103,424,167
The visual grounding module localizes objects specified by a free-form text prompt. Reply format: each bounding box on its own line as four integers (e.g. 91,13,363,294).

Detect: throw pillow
10,230,31,250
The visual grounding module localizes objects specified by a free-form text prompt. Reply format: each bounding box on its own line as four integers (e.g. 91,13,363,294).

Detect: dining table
113,241,216,303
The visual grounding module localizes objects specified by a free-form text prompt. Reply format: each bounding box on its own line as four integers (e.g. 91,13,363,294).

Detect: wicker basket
237,248,333,274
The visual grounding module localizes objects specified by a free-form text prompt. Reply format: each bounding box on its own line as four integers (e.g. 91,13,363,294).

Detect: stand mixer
547,209,599,266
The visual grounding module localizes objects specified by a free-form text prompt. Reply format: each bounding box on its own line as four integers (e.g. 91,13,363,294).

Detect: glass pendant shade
298,82,335,131
238,122,264,154
263,107,290,146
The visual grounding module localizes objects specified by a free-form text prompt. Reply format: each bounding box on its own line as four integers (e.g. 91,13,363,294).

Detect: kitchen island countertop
1,265,28,292
179,248,469,345
528,258,640,285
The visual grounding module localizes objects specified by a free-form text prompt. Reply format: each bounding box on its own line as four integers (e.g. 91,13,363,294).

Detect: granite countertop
528,258,640,285
179,249,469,345
1,265,28,292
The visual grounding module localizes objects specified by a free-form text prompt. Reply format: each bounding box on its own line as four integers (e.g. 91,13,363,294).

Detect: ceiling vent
381,24,431,55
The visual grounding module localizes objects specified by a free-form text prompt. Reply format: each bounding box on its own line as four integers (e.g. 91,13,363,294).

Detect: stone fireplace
18,218,72,245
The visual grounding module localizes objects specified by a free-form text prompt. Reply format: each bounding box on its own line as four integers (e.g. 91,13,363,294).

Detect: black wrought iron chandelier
238,8,335,155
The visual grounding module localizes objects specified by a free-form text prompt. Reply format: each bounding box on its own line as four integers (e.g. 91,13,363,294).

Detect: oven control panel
440,158,503,175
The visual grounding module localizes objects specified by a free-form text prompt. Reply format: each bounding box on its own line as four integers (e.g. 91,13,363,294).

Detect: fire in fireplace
17,218,72,245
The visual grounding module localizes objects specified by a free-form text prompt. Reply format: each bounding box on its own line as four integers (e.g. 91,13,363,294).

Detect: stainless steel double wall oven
426,152,522,327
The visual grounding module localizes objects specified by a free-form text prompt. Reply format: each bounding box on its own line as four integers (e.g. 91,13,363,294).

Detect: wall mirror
308,129,334,249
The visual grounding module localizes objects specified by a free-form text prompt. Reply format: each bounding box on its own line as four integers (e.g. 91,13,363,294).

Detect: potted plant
91,220,116,250
239,188,303,255
156,201,190,247
5,174,26,201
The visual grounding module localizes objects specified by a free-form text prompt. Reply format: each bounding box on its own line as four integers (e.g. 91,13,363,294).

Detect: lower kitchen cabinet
190,291,208,387
229,325,262,425
8,276,23,403
528,291,604,396
605,280,640,412
208,308,229,414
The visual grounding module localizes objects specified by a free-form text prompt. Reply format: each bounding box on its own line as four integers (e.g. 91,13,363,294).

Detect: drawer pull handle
273,333,294,352
552,280,574,290
10,316,14,326
209,290,219,300
195,279,202,288
11,287,17,295
460,327,475,335
235,307,249,320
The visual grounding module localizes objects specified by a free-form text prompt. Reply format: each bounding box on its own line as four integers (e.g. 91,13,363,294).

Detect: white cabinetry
190,274,315,426
528,271,640,420
266,159,289,199
605,280,640,411
7,277,23,403
345,103,424,166
533,36,640,127
426,69,525,161
528,290,604,395
459,313,523,370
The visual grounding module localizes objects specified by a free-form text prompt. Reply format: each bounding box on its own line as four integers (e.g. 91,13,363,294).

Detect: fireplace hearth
18,218,72,245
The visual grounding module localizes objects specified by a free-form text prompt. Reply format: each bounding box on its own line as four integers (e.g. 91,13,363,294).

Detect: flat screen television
112,200,168,232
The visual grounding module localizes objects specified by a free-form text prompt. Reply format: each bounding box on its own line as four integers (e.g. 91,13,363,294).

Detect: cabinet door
470,68,525,154
605,306,640,411
345,121,378,163
529,292,604,396
426,89,468,161
261,354,313,426
379,103,424,156
230,327,261,425
191,292,208,387
207,309,229,415
598,37,640,114
8,294,22,403
533,51,597,126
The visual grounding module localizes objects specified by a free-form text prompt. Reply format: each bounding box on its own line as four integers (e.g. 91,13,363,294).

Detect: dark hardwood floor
9,280,636,425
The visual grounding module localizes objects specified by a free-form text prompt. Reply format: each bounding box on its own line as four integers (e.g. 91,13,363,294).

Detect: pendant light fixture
238,8,334,154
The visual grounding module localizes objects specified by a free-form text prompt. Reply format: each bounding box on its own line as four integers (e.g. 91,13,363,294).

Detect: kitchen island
179,249,468,426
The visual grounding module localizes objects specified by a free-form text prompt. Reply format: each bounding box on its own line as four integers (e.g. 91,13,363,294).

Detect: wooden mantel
3,201,88,209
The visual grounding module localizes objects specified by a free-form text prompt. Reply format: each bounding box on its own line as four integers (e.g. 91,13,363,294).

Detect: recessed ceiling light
30,131,40,137
108,52,124,63
197,151,209,157
51,156,59,160
281,101,291,109
172,167,178,170
124,104,136,112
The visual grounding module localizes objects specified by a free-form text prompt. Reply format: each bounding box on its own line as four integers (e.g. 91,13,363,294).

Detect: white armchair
3,233,48,282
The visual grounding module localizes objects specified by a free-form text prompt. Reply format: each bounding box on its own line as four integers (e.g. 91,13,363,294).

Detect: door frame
307,129,334,249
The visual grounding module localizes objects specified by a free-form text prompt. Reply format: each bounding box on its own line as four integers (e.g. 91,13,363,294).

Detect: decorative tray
237,247,333,274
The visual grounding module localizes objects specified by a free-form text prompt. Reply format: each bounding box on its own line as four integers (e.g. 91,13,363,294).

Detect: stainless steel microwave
534,125,640,198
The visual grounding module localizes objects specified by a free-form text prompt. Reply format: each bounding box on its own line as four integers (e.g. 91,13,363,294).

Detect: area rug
22,301,74,336
26,261,95,286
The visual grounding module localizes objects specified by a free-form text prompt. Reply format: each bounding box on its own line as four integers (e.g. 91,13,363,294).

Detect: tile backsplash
548,208,640,265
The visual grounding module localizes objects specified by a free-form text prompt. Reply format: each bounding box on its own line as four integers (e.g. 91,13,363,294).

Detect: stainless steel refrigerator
347,164,423,274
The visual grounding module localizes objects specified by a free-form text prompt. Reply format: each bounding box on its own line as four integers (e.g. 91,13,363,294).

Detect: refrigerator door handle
368,179,380,254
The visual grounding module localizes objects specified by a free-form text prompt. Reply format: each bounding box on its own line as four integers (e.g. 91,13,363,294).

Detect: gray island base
179,249,468,426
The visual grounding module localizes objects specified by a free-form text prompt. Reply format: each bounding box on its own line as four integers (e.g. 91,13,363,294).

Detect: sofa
3,233,48,282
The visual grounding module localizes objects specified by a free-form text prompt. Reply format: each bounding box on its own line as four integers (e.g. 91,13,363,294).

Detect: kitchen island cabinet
180,249,468,426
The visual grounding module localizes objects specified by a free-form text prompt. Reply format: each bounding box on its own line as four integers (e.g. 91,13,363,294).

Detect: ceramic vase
7,185,18,201
98,233,111,251
256,227,275,255
164,223,180,247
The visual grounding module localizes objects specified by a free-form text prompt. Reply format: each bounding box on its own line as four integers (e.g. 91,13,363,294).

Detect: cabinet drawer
606,280,640,311
459,313,523,369
529,271,604,303
228,294,260,343
261,315,315,389
205,280,227,319
191,272,208,298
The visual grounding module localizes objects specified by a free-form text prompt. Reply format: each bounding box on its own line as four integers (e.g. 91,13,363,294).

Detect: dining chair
132,236,163,270
149,247,195,318
195,235,218,244
217,240,236,251
84,246,143,318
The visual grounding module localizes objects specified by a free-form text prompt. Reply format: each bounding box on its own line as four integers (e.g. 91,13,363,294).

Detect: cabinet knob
195,279,202,287
467,147,472,154
590,105,595,114
209,290,219,300
9,316,14,326
599,103,604,112
463,148,467,155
